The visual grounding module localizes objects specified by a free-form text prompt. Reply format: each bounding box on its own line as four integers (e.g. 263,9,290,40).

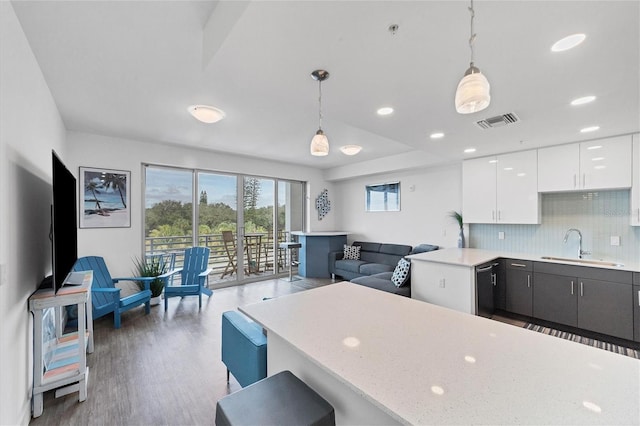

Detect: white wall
0,3,67,424
67,131,335,277
333,164,464,247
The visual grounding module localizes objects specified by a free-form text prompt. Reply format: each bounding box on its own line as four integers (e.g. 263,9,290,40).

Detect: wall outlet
439,278,446,288
498,231,505,240
610,236,620,246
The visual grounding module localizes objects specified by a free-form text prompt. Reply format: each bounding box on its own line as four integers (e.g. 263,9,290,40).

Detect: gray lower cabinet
634,272,640,342
505,259,533,316
533,273,577,327
533,262,634,341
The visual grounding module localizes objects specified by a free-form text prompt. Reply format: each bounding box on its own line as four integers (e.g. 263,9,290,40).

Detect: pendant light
310,69,330,156
455,0,491,114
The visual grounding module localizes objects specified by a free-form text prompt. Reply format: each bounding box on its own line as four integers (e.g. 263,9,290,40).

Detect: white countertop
291,231,349,236
408,248,640,272
241,282,640,425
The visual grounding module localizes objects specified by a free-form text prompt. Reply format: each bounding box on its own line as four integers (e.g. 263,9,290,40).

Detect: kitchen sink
540,256,624,268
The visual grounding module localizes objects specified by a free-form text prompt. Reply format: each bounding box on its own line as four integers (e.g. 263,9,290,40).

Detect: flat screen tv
51,150,78,293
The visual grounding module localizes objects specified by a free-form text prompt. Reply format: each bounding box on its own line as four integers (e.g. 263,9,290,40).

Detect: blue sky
145,168,276,209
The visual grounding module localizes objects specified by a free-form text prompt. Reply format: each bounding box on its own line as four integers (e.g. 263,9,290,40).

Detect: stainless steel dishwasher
476,262,499,318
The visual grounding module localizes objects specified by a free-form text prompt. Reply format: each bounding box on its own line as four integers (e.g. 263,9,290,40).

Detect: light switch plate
610,236,620,246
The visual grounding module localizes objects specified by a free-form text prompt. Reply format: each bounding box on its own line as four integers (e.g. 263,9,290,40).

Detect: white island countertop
290,231,349,236
408,248,640,272
241,282,640,425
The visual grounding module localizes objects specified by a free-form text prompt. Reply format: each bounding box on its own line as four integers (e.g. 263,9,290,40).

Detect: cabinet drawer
533,262,632,284
504,259,532,271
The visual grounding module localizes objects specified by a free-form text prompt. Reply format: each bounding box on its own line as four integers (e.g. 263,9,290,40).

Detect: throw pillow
410,244,439,255
391,258,411,287
343,244,361,260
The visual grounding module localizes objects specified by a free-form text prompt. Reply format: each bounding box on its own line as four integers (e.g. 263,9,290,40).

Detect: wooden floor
30,277,333,425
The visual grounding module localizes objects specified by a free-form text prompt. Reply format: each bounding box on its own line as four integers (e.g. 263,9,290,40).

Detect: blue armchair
73,256,153,328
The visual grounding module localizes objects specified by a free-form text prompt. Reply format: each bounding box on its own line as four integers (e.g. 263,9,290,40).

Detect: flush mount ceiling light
455,0,491,114
430,132,445,139
310,70,330,156
580,125,600,133
377,107,394,116
187,105,225,123
571,95,596,106
464,148,477,153
551,33,586,52
339,145,363,156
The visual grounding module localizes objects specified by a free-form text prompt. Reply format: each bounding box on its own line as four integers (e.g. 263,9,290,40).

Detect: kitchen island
240,282,639,425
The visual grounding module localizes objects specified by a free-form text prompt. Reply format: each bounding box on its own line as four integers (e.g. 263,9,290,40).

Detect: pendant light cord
318,80,323,131
468,0,477,65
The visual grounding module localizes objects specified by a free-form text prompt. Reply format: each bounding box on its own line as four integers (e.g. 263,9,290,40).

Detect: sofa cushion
335,259,367,274
391,258,411,287
410,244,439,254
343,245,361,260
354,241,381,253
351,273,410,297
360,262,395,275
379,243,413,256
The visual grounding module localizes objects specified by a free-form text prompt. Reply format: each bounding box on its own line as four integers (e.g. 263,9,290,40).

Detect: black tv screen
52,150,78,293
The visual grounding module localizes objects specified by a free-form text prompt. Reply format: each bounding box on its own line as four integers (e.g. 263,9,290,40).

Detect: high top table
240,282,640,425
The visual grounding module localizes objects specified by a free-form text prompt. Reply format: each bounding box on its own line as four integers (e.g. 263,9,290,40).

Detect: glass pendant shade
310,130,329,156
455,66,491,114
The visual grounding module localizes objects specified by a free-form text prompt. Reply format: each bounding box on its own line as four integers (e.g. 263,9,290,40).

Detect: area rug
524,323,640,360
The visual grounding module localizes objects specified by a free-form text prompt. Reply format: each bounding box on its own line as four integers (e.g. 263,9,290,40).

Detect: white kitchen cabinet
410,260,476,314
538,135,632,192
463,150,540,224
631,133,640,226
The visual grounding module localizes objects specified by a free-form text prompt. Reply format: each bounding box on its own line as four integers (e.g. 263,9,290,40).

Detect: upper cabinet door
537,144,580,192
631,134,640,226
462,156,497,224
497,150,540,224
581,135,632,190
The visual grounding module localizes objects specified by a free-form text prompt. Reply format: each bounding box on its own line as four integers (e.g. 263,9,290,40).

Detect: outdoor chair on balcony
221,231,237,279
160,246,213,310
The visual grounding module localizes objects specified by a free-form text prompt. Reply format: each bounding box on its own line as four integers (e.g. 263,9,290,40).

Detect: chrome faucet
563,228,591,259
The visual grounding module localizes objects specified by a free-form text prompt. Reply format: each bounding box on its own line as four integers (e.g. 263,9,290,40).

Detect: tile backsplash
469,190,640,265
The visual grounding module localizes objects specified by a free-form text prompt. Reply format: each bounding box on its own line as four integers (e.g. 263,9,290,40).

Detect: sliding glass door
143,164,304,287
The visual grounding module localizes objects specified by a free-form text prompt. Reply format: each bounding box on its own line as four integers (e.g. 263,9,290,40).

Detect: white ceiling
11,1,640,170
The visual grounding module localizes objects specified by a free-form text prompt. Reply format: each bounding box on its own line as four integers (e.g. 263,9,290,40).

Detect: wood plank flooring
30,277,333,425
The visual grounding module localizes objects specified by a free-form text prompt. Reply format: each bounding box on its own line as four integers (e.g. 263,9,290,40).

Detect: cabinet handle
582,173,586,188
510,263,527,268
637,290,640,307
527,274,531,288
492,210,495,221
573,174,577,189
491,273,497,286
637,208,639,223
580,281,584,297
571,280,574,295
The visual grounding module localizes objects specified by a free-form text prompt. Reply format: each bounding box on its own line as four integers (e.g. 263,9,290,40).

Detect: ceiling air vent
476,112,520,129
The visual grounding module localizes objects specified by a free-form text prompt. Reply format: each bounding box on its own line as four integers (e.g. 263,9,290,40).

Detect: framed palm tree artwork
79,167,131,228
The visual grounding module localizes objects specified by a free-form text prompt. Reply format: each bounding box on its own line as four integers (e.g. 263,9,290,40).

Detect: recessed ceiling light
377,107,394,116
571,95,596,106
464,148,476,154
188,105,225,123
339,145,363,155
430,132,445,139
551,33,586,52
580,126,600,133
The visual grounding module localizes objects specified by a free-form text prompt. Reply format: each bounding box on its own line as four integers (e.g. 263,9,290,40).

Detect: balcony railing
145,232,294,283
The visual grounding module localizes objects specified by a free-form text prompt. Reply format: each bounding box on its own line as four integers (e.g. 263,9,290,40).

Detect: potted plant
133,256,168,306
448,211,465,248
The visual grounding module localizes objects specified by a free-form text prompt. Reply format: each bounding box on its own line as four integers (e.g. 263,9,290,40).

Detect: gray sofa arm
328,251,344,274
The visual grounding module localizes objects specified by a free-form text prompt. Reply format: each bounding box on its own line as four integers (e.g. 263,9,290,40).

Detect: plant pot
150,295,162,306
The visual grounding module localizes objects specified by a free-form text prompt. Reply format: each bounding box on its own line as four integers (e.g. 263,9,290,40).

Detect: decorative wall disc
316,189,331,220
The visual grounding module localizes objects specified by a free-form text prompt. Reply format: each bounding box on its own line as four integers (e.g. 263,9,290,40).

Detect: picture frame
79,167,131,228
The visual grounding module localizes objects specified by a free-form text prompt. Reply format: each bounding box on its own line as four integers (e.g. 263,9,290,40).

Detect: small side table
279,242,302,282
